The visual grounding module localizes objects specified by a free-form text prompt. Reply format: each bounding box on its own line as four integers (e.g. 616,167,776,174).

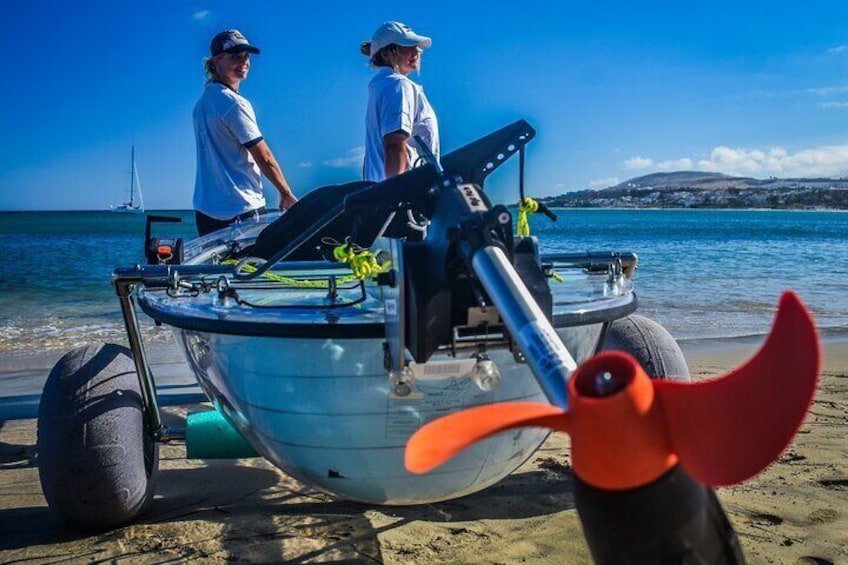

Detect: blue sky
3,0,848,210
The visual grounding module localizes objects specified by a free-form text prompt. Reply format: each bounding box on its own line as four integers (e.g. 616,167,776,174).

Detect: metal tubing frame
471,245,576,408
542,251,638,279
114,273,164,435
113,260,345,286
111,259,352,441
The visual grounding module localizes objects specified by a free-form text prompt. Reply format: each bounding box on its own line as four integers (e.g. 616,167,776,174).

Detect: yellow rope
332,245,386,280
223,260,360,288
517,197,539,236
219,240,388,288
516,198,562,283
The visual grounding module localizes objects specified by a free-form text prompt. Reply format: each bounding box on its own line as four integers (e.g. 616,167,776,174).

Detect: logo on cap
211,29,260,56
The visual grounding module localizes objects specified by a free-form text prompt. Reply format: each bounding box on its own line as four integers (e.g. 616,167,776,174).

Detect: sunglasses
224,51,251,61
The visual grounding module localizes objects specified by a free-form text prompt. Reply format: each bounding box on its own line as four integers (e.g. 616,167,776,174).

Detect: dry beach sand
0,338,846,564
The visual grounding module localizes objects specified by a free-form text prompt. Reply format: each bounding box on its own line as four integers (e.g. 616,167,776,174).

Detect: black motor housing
574,465,745,564
512,236,552,321
403,188,553,363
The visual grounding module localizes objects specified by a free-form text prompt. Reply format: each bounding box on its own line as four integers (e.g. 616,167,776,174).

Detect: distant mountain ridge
612,171,754,190
540,171,848,209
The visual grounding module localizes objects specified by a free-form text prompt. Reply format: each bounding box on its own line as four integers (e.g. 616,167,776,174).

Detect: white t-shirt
193,82,266,219
363,68,440,183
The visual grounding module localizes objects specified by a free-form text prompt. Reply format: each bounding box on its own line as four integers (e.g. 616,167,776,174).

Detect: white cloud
624,144,848,178
698,145,848,177
656,158,693,171
827,45,848,55
697,147,783,174
192,10,211,20
589,177,619,188
298,161,313,168
773,146,848,177
323,147,364,168
804,85,848,97
624,156,653,169
819,101,848,109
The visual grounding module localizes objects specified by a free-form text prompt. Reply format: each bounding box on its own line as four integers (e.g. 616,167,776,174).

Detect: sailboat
111,146,145,213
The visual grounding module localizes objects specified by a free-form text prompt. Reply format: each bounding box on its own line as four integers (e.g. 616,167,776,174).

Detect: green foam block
186,410,259,459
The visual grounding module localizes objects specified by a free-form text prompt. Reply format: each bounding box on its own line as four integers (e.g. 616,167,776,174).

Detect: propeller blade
405,402,569,474
655,291,820,486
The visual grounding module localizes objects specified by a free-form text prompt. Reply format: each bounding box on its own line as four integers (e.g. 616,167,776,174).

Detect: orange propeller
405,291,820,490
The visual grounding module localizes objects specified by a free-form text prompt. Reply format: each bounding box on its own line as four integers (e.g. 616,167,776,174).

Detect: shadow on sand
1,445,575,562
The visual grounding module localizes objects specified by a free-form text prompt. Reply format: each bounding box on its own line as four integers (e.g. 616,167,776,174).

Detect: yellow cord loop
333,245,383,280
515,198,562,284
517,197,540,237
225,261,332,288
223,260,369,288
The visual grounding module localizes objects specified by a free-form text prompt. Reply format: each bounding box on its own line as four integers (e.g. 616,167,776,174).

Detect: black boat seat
250,181,372,261
249,120,538,262
249,180,423,261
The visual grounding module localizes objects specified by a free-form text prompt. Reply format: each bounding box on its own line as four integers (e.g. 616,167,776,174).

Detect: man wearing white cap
193,29,298,236
361,21,440,182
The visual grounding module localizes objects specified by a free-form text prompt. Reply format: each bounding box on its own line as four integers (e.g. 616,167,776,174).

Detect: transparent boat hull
139,217,636,504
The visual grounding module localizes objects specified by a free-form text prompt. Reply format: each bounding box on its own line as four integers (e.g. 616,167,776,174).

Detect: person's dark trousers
195,207,266,237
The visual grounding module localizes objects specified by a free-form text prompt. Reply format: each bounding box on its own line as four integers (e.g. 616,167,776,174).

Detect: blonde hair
204,56,216,83
360,41,404,70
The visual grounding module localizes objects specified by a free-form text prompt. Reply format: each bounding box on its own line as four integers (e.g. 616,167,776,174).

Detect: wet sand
1,338,846,564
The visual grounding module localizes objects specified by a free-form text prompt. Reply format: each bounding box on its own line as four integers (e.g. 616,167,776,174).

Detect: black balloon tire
37,342,159,531
601,314,691,382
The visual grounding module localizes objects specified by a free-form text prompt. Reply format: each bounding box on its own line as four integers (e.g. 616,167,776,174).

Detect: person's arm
247,139,298,210
383,131,409,179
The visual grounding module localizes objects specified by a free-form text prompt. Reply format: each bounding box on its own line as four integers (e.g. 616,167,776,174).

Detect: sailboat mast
129,146,135,207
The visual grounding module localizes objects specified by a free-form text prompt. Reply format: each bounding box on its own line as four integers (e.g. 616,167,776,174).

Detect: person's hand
280,191,298,212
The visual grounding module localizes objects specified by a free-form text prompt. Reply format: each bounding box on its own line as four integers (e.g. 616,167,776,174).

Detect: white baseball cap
368,21,431,58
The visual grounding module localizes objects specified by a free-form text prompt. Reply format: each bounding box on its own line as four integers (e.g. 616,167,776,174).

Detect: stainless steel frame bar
472,245,577,408
114,276,163,434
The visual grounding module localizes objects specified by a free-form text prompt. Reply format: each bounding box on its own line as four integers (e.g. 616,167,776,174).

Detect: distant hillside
611,171,758,190
540,171,848,209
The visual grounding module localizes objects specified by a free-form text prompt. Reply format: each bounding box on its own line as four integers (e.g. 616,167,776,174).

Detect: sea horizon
3,202,848,213
1,208,846,372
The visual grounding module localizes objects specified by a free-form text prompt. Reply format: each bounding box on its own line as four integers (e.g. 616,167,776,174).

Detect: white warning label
384,298,397,316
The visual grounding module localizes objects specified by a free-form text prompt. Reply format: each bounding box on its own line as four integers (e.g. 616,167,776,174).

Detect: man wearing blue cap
193,29,297,236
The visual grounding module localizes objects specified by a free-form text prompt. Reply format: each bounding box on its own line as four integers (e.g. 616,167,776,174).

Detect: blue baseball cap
211,29,260,56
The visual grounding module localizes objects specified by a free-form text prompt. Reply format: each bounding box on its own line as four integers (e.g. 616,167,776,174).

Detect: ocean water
1,208,846,360
532,208,848,341
0,211,198,358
